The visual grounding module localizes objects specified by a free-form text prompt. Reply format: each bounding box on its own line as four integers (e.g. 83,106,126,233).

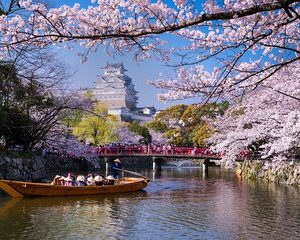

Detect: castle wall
92,63,137,110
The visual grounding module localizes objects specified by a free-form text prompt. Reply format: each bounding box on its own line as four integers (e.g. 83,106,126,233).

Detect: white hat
114,159,121,163
54,175,61,179
65,176,72,181
77,175,85,182
65,173,73,182
59,176,66,181
94,175,103,182
106,175,115,180
87,176,95,183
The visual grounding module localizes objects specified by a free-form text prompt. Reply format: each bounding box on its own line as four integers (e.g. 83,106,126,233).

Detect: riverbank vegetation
65,101,225,147
146,102,229,147
71,103,120,146
0,47,73,151
210,65,300,168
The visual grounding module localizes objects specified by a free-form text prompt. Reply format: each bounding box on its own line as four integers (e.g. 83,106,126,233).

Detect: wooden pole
105,157,109,177
114,168,168,189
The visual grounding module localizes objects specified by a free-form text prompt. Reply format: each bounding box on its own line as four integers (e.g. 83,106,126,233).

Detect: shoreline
235,160,300,186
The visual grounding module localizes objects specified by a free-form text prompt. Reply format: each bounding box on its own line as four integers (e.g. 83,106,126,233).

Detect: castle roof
102,62,127,71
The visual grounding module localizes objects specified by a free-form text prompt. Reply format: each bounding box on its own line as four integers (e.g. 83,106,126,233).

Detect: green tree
72,103,119,145
164,128,193,146
192,124,214,147
63,110,84,128
146,102,229,147
145,121,168,133
128,121,152,144
0,61,60,150
154,104,188,122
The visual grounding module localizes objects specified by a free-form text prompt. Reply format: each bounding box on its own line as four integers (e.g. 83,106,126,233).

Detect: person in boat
50,175,62,185
71,175,78,186
104,175,115,185
86,173,94,179
76,175,87,186
94,175,104,186
86,175,96,186
59,176,65,186
111,159,123,180
64,173,77,186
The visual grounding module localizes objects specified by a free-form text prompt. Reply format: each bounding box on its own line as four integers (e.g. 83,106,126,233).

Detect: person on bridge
111,159,123,180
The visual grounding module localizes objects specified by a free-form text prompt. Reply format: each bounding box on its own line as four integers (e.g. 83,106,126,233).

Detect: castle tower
92,63,138,110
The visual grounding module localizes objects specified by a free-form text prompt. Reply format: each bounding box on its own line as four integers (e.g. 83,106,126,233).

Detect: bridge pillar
105,157,109,177
152,170,156,181
152,157,156,171
203,158,210,174
153,157,162,171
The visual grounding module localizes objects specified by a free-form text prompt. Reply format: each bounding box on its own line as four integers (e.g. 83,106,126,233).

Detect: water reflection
0,168,299,240
0,191,148,240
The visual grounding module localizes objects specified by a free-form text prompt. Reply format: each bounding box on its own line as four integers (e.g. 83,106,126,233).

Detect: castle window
107,70,118,74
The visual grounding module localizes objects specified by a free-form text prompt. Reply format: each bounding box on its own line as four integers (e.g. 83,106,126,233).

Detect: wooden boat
0,177,149,198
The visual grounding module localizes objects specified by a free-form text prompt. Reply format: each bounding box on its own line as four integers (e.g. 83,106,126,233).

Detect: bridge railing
71,144,287,161
91,146,220,157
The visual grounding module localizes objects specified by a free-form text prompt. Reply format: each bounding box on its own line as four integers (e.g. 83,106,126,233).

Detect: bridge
93,146,222,159
85,146,299,176
93,146,249,160
92,146,248,174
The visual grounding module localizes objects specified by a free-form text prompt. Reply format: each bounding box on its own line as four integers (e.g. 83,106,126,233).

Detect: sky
59,46,201,110
52,0,205,110
57,35,202,110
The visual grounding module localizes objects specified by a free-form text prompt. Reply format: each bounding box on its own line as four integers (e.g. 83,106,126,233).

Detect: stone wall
235,160,300,185
0,154,95,182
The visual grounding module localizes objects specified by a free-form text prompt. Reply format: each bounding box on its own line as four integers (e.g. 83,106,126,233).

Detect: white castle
91,62,156,122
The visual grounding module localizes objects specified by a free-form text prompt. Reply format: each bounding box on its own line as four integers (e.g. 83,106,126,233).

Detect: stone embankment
235,160,300,185
0,154,95,181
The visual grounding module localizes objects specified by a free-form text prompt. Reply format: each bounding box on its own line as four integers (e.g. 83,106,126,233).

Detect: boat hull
0,178,148,198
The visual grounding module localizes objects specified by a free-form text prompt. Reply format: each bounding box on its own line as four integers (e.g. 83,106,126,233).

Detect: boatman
111,159,123,180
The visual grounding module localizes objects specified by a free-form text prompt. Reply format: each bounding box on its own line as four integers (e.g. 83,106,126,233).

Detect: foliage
128,121,152,144
72,103,120,146
1,0,299,168
63,90,100,128
0,149,34,159
210,63,300,167
116,125,143,144
0,61,60,150
0,1,298,103
147,102,228,146
164,128,192,146
63,110,84,128
145,121,168,133
192,123,214,147
155,104,188,122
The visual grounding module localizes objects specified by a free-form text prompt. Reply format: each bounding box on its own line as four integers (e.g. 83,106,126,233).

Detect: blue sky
52,0,207,110
59,47,201,110
43,0,293,109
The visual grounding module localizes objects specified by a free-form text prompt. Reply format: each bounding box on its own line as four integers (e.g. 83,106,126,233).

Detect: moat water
0,168,299,240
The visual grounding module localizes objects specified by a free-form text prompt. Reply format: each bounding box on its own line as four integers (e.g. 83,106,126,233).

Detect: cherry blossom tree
54,135,100,167
0,0,299,167
0,0,298,101
210,62,300,167
116,126,142,144
149,130,169,145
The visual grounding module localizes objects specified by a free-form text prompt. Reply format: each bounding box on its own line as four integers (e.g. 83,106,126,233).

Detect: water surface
0,168,299,240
